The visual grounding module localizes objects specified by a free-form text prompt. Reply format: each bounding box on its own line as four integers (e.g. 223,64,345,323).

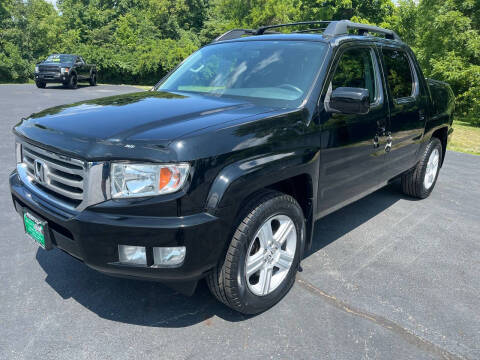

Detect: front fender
206,150,317,211
205,149,319,255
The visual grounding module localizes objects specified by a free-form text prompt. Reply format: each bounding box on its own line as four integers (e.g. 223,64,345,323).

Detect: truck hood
14,91,276,160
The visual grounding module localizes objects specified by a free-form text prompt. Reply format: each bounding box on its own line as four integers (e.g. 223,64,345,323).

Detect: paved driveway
1,84,479,360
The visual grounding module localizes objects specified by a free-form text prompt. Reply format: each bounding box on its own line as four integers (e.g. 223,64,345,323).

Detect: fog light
153,246,186,267
118,245,146,265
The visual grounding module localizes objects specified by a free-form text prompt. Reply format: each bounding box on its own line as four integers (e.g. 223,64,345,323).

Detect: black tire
67,74,78,89
401,137,442,199
89,73,97,86
207,190,305,314
35,81,46,89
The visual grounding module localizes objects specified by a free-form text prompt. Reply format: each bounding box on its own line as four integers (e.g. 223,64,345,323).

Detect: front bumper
10,170,226,292
35,73,68,83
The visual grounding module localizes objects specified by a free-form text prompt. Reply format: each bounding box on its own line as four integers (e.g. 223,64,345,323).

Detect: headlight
60,67,69,73
111,163,190,198
35,66,39,73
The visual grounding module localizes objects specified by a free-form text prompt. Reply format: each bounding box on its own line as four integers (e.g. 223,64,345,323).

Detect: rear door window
381,49,414,100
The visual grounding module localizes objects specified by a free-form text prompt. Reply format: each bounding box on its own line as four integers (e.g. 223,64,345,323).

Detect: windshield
158,40,327,107
45,54,76,63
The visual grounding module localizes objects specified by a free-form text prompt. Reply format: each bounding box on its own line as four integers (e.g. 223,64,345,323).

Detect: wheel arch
420,123,449,168
431,126,448,166
206,150,319,255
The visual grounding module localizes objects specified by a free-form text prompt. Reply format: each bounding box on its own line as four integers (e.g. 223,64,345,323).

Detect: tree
0,0,478,125
1,0,61,82
53,0,206,84
414,0,480,123
382,0,417,46
300,0,395,24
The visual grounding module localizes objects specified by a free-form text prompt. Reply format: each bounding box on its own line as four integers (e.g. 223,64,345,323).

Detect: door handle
374,126,392,151
385,132,392,153
419,110,426,121
373,126,388,149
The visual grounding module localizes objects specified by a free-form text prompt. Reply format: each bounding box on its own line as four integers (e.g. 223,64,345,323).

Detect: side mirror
328,87,370,115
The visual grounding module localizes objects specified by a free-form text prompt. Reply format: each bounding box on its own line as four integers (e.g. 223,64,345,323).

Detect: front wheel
401,137,442,199
35,81,46,89
207,190,305,314
67,74,78,89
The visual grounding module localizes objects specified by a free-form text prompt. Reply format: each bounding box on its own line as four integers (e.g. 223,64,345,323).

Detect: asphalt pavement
0,84,479,360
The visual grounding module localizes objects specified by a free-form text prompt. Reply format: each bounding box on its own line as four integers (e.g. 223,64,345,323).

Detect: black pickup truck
34,54,97,89
11,21,454,314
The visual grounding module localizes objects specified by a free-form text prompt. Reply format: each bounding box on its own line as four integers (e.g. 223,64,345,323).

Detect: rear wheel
89,73,97,86
207,190,305,314
401,137,442,199
35,81,46,89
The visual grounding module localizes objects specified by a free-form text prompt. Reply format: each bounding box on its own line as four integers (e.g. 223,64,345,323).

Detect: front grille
39,65,60,73
22,144,86,208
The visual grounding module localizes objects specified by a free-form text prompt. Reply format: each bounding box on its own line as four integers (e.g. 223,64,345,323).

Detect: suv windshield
45,54,76,63
158,40,327,107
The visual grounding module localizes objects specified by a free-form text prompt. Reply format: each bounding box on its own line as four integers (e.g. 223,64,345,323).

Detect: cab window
331,47,377,103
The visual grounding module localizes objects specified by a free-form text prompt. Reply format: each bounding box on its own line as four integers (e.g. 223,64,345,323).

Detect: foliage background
1,0,479,124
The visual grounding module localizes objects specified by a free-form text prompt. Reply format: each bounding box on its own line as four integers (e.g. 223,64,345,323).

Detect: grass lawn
448,120,480,155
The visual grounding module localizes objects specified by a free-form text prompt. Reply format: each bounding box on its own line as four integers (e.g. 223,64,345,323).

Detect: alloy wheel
424,148,439,189
245,214,297,296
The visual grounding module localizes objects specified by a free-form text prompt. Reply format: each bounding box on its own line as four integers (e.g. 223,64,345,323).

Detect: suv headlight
35,66,39,73
111,163,190,198
60,67,69,73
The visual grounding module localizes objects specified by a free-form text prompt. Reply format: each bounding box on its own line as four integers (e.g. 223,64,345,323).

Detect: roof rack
214,29,256,42
256,21,331,35
323,20,401,41
213,20,401,43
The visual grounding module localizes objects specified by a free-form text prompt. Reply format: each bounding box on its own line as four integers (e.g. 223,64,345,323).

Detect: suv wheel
207,190,305,314
35,81,46,89
89,73,97,86
67,74,78,89
401,137,442,199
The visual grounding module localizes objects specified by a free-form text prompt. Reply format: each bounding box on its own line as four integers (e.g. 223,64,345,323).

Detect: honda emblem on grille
34,159,46,183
